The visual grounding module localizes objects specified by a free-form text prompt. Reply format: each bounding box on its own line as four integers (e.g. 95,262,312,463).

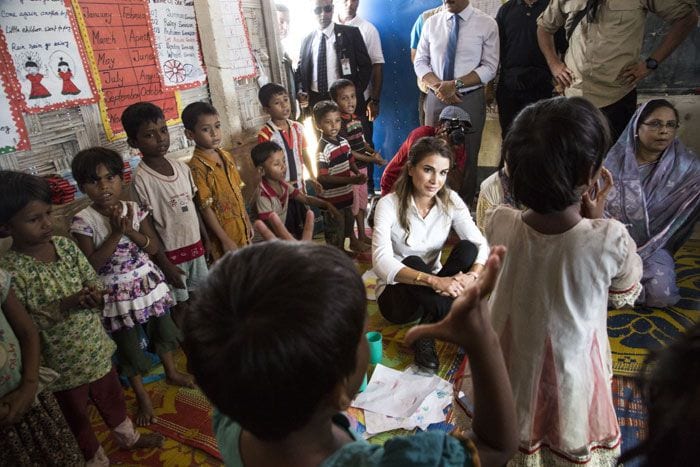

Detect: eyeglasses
641,120,680,131
313,5,334,14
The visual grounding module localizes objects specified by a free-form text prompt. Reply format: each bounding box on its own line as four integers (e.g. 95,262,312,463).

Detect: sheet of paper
351,364,441,418
363,374,453,434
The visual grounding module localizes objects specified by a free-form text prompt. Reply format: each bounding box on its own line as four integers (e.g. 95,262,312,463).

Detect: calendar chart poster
73,0,181,139
220,0,257,80
0,0,97,113
148,0,207,90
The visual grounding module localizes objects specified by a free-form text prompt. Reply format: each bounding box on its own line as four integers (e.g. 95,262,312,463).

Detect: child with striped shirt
313,101,366,254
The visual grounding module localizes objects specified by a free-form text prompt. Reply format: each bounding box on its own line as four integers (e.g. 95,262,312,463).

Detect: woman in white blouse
372,137,489,370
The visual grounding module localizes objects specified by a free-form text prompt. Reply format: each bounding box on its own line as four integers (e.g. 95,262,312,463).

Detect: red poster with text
72,0,180,139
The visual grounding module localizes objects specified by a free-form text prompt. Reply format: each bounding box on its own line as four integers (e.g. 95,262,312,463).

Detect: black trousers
496,85,553,138
600,88,637,143
377,240,478,325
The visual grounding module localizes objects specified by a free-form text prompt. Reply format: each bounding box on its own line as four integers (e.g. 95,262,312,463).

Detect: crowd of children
0,75,385,464
0,76,695,466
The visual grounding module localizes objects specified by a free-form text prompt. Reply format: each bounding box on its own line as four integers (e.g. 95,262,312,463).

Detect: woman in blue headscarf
605,99,699,307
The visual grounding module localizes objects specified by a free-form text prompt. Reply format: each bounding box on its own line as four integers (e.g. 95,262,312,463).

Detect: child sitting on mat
184,240,517,466
251,141,340,240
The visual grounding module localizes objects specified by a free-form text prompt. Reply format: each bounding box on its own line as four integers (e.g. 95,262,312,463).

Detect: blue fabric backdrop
358,0,440,187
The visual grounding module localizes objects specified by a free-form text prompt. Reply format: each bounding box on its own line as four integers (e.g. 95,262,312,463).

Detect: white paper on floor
362,375,454,434
351,364,443,420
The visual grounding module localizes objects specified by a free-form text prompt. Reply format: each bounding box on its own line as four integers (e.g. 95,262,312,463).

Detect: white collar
410,194,445,216
318,23,335,39
449,4,474,22
336,14,359,25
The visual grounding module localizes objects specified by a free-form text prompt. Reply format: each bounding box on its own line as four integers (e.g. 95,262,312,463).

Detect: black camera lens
446,120,466,145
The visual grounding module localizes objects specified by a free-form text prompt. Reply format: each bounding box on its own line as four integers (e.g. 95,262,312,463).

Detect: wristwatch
455,78,465,88
645,58,659,70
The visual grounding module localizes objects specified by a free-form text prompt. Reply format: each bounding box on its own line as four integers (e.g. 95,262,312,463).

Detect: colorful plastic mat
608,239,699,376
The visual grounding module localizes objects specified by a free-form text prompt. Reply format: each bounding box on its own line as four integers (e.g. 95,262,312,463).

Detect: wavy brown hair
392,136,454,244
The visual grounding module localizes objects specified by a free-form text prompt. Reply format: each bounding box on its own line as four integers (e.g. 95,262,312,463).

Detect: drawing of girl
57,58,81,95
25,61,51,99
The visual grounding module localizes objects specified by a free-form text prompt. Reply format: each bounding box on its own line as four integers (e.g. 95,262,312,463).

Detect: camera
444,119,470,146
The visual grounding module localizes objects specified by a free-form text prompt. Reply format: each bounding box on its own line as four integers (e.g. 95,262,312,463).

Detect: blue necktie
317,33,328,94
443,14,459,81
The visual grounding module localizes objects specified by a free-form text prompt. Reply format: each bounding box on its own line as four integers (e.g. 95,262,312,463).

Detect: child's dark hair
120,102,165,140
617,323,700,466
258,83,288,108
251,141,283,167
181,101,218,131
636,99,679,133
313,100,340,124
329,79,355,101
71,147,124,188
0,171,52,224
184,241,366,441
504,96,611,214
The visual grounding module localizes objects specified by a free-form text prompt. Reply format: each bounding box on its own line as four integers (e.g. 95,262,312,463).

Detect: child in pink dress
484,97,643,465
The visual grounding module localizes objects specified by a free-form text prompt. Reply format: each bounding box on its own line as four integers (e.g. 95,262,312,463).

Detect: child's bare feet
130,375,155,426
165,370,195,388
130,432,164,450
134,395,156,427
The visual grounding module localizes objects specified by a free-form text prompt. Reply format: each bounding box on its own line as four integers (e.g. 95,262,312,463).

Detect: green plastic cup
366,331,383,364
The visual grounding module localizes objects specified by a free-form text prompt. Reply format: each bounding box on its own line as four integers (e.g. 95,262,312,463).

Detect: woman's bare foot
130,432,164,449
165,370,195,388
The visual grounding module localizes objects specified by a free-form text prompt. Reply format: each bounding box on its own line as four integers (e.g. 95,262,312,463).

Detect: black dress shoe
413,337,439,371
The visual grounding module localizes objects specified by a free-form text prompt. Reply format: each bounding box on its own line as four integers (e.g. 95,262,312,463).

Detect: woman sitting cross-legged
605,99,699,307
372,136,489,370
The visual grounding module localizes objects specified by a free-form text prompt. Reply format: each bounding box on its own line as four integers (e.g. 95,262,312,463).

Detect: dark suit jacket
295,23,372,103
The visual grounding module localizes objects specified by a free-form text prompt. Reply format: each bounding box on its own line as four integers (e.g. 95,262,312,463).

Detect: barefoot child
313,100,367,254
330,79,386,249
257,83,322,238
184,241,517,466
70,147,193,426
0,269,83,465
0,171,163,465
122,102,209,327
183,102,253,260
251,141,341,239
484,97,643,465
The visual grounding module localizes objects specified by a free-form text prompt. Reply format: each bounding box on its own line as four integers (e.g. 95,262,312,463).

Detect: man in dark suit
295,0,372,119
